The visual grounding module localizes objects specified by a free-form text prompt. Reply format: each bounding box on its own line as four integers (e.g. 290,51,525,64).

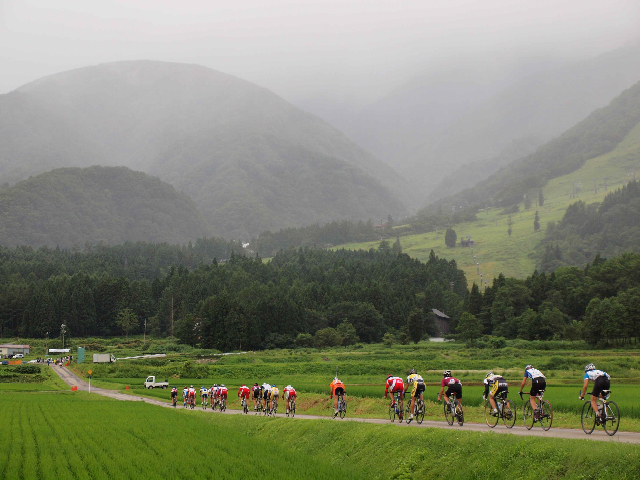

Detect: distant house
431,309,451,336
460,237,475,247
0,344,30,356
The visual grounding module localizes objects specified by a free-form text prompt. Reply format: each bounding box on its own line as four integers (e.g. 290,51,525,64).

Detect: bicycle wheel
339,400,347,419
503,400,516,428
523,402,534,430
291,401,296,418
603,401,619,436
539,400,553,431
444,401,454,425
485,402,498,428
415,400,425,424
455,400,464,426
581,402,596,434
389,404,396,422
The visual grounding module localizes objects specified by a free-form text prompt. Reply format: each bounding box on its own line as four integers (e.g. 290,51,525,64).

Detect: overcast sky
1,0,639,103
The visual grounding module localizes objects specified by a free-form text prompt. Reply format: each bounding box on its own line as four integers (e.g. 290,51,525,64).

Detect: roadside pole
88,369,93,393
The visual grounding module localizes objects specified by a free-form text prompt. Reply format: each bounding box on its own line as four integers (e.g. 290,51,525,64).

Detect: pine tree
445,227,457,247
507,215,513,237
534,211,540,231
538,189,544,207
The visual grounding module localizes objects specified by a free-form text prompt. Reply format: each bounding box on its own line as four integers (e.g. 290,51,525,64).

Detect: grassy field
51,339,640,430
336,122,640,284
1,392,638,479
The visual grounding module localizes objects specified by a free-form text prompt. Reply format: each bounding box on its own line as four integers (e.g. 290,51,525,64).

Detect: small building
0,344,30,356
431,309,451,336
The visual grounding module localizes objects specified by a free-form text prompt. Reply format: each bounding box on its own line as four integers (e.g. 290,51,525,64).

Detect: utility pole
46,332,49,356
170,296,174,338
61,324,66,350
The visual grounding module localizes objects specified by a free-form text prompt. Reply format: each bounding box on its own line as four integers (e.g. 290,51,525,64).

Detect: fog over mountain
0,61,409,239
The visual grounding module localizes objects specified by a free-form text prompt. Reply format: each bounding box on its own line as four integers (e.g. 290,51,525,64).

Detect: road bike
388,391,404,422
287,397,296,417
269,397,278,416
405,396,425,424
444,392,464,426
522,392,552,431
255,398,263,415
334,394,347,419
172,396,177,408
484,391,515,428
581,390,619,436
240,396,249,414
219,396,227,412
202,396,208,410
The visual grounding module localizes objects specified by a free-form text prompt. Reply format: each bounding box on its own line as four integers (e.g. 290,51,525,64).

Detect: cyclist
437,370,462,408
238,384,250,408
384,375,404,414
403,369,425,421
189,385,197,407
182,386,189,407
208,385,216,408
199,386,207,407
330,377,346,417
170,387,178,406
270,384,279,410
518,365,546,416
483,372,508,416
579,363,611,423
262,382,272,411
252,383,262,411
283,385,297,414
219,384,228,408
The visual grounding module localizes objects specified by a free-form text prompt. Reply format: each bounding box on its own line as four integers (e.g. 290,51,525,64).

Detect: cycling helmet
272,384,276,388
525,364,533,370
190,385,193,388
585,363,596,372
221,384,225,387
485,372,494,379
254,383,258,386
214,383,218,387
387,374,393,379
443,370,452,378
409,369,416,375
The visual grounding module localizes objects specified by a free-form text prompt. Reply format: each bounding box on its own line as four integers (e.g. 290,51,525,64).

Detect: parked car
14,354,24,359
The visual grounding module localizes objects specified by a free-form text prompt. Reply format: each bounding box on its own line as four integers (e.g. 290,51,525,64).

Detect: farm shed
0,344,30,356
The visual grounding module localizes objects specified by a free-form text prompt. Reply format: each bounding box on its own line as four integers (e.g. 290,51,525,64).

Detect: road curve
51,365,640,445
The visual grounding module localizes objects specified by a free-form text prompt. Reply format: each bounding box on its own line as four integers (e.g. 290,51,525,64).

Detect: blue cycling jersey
584,370,609,381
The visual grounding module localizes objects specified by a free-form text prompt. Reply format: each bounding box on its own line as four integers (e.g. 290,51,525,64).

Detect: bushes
14,365,41,375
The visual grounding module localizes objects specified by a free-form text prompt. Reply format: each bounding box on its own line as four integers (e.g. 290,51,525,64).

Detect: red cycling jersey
238,386,250,398
441,377,461,387
385,376,404,398
283,386,296,398
219,387,228,398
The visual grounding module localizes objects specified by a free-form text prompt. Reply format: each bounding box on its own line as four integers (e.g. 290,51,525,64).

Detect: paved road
52,365,640,444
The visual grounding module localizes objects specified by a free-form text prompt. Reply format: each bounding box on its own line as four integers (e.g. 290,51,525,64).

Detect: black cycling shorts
263,390,270,400
334,387,345,397
446,383,462,399
529,378,546,397
592,376,611,398
253,389,260,399
414,382,426,396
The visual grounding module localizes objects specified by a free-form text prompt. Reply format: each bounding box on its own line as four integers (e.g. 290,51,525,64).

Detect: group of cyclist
169,384,230,409
168,362,611,425
381,362,610,424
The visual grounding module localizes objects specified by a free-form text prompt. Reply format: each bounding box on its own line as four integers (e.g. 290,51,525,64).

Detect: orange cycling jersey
330,379,345,396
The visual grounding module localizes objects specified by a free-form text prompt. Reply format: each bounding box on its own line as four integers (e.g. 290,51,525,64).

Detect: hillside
336,120,640,284
0,61,410,239
334,45,640,201
428,79,640,213
0,166,211,248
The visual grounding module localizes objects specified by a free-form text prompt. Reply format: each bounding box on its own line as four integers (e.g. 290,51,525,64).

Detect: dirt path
52,365,640,444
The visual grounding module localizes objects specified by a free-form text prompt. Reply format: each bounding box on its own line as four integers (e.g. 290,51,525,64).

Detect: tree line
0,246,467,351
457,252,640,346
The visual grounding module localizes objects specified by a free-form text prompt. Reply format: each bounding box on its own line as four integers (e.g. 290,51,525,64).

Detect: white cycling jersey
525,368,545,380
584,370,609,381
262,383,271,393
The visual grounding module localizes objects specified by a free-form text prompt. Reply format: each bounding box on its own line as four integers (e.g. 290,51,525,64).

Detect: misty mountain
319,45,640,202
429,79,640,212
0,61,410,239
0,166,211,248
